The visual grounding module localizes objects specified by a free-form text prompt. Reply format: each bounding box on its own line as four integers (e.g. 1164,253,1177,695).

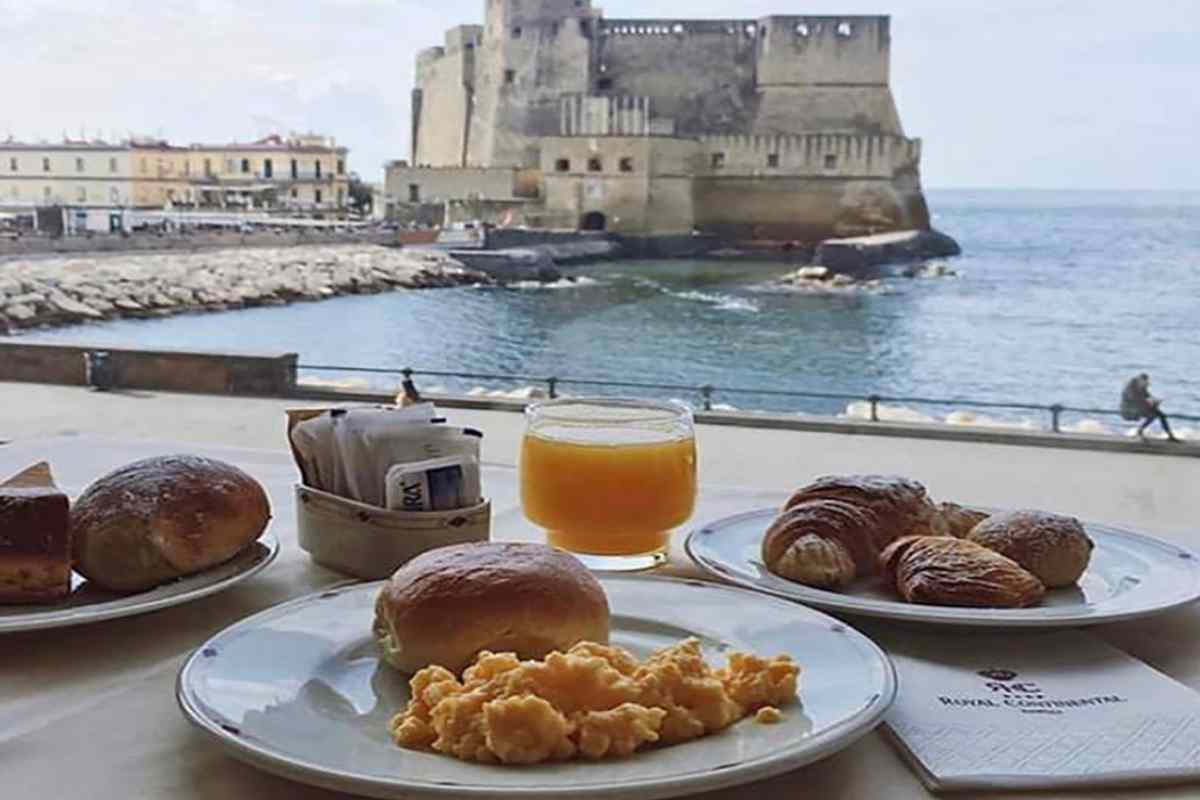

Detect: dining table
4,433,1200,799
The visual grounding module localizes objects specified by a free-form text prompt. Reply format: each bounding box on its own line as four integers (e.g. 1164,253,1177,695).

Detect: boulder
814,229,961,278
3,303,37,323
46,292,103,320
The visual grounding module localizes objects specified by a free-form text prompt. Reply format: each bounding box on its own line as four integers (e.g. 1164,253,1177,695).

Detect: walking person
1121,373,1180,442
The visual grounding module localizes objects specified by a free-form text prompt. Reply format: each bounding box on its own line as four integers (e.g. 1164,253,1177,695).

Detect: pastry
878,535,1045,608
71,455,271,593
763,475,948,588
969,510,1093,588
938,502,990,538
761,499,881,589
0,462,71,604
374,542,610,674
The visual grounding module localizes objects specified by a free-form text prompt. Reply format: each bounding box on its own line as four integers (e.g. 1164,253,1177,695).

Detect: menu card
877,629,1200,792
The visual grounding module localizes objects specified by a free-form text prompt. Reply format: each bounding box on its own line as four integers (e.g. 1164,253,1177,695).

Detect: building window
263,158,273,178
767,153,780,168
337,188,345,207
290,158,298,178
76,157,84,172
109,157,118,173
587,157,602,172
315,189,323,204
504,69,516,84
555,158,570,172
290,188,298,199
241,158,251,174
8,157,15,172
711,152,726,169
550,22,559,35
315,161,322,178
204,158,213,177
44,187,52,199
512,26,522,38
43,157,51,172
597,77,613,91
141,159,149,174
619,157,634,173
824,154,837,169
408,183,420,203
336,159,345,175
109,187,119,203
77,187,87,202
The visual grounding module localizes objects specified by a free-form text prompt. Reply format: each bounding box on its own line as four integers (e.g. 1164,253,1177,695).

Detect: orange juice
520,427,697,556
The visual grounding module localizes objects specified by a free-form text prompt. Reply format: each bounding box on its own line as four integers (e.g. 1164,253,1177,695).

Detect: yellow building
0,140,133,209
1,133,350,215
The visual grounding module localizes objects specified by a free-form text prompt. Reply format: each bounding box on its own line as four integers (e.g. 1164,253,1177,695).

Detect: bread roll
374,542,609,674
969,510,1093,588
878,535,1045,608
71,455,271,593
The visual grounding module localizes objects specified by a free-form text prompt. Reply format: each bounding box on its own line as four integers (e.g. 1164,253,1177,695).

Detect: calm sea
20,189,1200,432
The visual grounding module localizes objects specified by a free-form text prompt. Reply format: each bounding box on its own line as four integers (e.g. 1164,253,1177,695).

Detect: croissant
763,475,947,589
968,510,1093,588
878,535,1045,608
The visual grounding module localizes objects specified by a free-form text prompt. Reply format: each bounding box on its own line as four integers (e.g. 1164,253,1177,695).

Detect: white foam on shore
671,289,760,313
505,276,601,290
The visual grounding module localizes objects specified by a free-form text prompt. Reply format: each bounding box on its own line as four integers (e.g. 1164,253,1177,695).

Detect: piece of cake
0,462,71,604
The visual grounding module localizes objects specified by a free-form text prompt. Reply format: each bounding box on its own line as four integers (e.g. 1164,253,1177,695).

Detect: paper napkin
876,628,1200,792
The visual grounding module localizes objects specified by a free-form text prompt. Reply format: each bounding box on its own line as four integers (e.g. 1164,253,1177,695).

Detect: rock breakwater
0,245,489,332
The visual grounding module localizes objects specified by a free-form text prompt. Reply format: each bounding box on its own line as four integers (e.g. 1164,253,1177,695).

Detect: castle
389,1,931,243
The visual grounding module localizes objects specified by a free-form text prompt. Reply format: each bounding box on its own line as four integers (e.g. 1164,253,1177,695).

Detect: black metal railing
295,363,1200,434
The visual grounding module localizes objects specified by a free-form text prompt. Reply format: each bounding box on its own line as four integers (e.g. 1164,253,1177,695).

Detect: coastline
0,243,489,333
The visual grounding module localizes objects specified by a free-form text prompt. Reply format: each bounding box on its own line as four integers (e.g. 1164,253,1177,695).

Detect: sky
1,0,1197,190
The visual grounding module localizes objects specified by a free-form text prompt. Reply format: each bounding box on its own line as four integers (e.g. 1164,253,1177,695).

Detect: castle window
619,157,634,173
837,21,853,37
555,158,571,172
795,22,810,37
587,157,602,172
597,77,613,91
824,154,838,169
504,69,516,84
512,26,522,39
767,153,779,168
408,183,420,203
711,152,726,169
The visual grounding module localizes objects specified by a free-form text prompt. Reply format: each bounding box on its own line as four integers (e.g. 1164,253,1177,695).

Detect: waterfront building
0,133,350,218
391,3,929,242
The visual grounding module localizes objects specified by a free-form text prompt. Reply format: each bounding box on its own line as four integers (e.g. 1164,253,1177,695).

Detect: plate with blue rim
176,574,895,800
686,508,1200,628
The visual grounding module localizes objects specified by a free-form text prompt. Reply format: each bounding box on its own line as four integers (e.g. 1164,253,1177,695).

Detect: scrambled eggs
390,638,799,764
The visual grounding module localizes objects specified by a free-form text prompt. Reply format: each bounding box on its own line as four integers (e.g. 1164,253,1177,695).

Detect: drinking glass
520,397,697,571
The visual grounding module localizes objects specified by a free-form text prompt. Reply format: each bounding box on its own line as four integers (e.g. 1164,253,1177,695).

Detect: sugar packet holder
287,408,490,580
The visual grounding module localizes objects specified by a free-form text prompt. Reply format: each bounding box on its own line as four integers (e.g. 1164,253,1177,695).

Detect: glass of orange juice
520,398,697,571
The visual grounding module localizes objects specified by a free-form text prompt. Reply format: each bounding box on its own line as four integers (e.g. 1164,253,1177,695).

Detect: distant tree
348,174,373,216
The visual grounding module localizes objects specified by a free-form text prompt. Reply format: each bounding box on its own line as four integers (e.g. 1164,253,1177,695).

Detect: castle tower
752,16,903,136
465,0,597,168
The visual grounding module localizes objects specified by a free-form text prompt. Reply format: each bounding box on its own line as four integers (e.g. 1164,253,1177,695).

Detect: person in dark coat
1121,373,1180,441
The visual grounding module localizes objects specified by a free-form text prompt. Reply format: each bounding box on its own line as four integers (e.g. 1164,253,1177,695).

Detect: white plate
176,575,896,800
686,509,1200,628
0,533,279,634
